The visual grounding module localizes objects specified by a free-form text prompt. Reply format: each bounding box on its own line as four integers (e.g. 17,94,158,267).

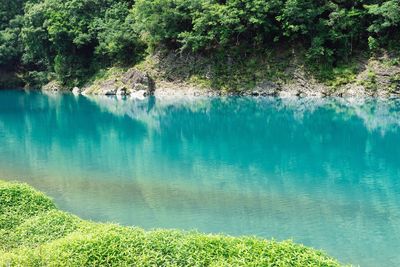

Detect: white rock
116,87,127,96
279,90,297,98
72,87,81,95
130,90,147,100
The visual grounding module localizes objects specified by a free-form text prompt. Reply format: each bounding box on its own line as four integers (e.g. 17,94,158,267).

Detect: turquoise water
1,90,400,266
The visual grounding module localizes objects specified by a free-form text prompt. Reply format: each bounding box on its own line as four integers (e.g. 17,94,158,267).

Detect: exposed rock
82,68,155,96
42,81,64,92
130,90,148,100
55,51,400,98
99,80,118,95
154,81,214,97
340,85,367,97
253,81,280,96
72,87,81,95
337,55,400,98
133,83,149,92
116,87,127,96
278,90,298,98
122,69,155,95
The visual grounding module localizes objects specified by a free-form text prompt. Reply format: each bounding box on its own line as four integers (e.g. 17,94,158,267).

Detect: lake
1,90,400,266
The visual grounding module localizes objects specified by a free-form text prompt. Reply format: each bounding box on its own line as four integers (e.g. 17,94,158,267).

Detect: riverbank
44,50,400,99
0,180,342,266
2,0,400,100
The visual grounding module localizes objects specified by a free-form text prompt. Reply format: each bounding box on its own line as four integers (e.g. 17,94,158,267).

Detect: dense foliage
133,0,400,61
0,180,341,266
0,0,143,87
0,0,399,88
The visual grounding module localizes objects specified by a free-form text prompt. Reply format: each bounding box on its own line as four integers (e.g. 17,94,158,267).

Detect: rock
298,92,307,98
130,90,147,100
251,91,260,96
83,68,156,96
310,91,325,97
341,85,366,97
99,80,118,95
81,87,90,95
279,90,297,98
254,80,279,96
72,87,81,95
103,89,117,95
123,69,155,95
42,81,64,92
133,83,149,92
116,87,127,96
279,83,300,97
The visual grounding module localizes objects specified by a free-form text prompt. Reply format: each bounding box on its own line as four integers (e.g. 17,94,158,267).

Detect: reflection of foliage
2,93,400,266
89,96,400,135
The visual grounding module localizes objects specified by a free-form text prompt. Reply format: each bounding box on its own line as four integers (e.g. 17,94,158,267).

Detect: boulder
254,80,280,96
341,85,367,97
116,87,127,96
42,81,64,92
72,87,81,95
99,80,118,95
84,69,156,96
122,69,155,95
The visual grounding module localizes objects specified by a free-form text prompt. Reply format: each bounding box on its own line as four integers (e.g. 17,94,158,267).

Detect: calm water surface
1,90,400,266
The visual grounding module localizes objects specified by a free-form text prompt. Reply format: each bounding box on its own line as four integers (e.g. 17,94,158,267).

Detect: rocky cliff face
80,69,155,97
252,59,400,98
140,50,400,98
47,51,400,98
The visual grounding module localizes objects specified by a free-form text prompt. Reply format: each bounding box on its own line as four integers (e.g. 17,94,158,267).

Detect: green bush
0,180,55,231
1,210,82,251
0,180,343,266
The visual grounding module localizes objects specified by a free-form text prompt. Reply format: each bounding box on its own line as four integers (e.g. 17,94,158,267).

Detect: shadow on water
1,91,400,266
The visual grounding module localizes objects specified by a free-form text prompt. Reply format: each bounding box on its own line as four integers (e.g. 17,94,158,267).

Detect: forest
0,0,399,88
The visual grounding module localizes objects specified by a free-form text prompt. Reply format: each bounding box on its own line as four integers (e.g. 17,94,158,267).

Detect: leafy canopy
0,0,399,87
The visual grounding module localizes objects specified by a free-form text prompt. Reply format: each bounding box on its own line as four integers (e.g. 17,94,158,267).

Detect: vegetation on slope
0,0,399,90
0,180,342,266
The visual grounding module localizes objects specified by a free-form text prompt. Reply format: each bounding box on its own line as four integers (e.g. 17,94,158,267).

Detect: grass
0,180,343,266
314,64,358,88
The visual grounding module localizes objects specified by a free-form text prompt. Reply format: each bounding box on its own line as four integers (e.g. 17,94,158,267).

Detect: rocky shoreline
45,56,400,99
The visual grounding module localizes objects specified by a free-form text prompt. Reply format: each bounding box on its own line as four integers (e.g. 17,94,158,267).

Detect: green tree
366,0,400,48
133,0,196,49
93,2,145,65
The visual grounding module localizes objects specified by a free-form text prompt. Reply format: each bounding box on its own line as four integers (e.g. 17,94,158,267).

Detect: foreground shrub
0,180,55,230
1,210,82,250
